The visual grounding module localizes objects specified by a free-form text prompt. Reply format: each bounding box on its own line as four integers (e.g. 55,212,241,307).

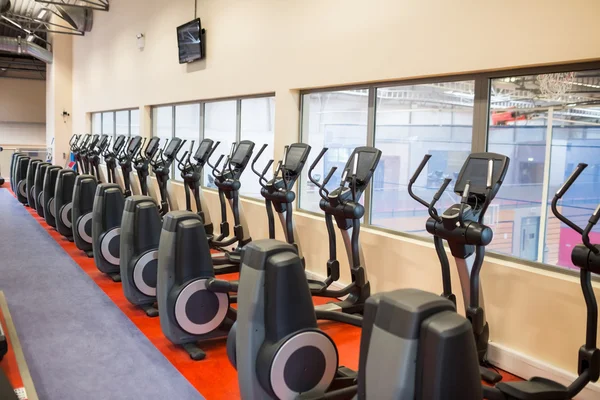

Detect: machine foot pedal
141,304,159,318
85,251,93,258
67,237,74,242
480,365,502,384
182,343,206,361
109,273,121,283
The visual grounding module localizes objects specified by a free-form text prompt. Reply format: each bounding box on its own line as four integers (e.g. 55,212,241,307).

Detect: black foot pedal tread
183,343,206,361
480,366,502,384
141,304,159,318
110,273,121,283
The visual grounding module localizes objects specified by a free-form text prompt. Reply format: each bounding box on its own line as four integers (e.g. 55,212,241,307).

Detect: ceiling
0,0,106,80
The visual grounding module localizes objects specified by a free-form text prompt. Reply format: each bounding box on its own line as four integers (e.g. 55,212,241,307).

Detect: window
153,106,173,142
115,110,129,137
371,82,474,234
92,113,101,134
90,109,138,164
487,70,600,269
299,90,369,213
239,97,275,198
90,109,138,138
151,95,276,190
102,112,114,137
203,100,237,188
298,64,600,273
130,109,140,136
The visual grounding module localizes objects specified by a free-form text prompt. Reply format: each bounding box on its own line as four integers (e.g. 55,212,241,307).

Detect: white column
46,32,73,166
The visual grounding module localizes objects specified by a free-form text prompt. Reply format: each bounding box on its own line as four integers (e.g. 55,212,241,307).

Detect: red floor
0,304,24,395
14,188,520,399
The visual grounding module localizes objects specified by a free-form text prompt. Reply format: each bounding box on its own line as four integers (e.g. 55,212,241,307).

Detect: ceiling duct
0,0,10,13
55,5,93,33
0,36,52,63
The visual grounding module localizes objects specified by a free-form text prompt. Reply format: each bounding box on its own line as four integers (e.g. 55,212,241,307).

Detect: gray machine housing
120,195,162,310
72,174,98,257
42,166,62,228
92,183,125,278
157,211,233,359
25,159,41,208
33,163,50,217
55,169,77,241
14,155,31,204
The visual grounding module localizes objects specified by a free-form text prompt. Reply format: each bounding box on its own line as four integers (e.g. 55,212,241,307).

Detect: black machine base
297,366,358,400
213,264,240,275
109,273,121,283
141,304,159,318
85,250,93,258
182,342,206,361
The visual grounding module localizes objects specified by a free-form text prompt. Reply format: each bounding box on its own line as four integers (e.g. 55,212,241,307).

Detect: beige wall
0,78,46,149
0,78,45,124
71,0,600,378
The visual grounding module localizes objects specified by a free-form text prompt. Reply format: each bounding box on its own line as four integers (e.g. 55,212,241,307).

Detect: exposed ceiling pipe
0,36,52,64
55,5,93,33
0,0,10,13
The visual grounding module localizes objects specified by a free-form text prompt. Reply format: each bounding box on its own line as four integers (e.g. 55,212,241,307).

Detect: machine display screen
145,137,160,156
114,135,126,151
231,143,252,165
284,145,309,172
194,140,212,160
164,138,182,158
128,136,143,154
456,157,506,195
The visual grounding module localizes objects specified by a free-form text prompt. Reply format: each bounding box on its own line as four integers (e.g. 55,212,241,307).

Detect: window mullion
472,76,490,153
537,107,554,263
236,99,242,143
364,86,376,225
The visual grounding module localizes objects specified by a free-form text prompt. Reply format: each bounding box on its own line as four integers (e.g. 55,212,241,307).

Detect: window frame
298,60,600,278
150,92,275,185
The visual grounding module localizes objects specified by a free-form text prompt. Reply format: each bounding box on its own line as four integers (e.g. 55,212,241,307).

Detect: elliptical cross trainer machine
251,143,311,265
120,137,185,316
55,134,88,241
368,161,600,400
155,140,256,359
307,147,381,324
177,138,219,240
92,135,141,281
207,140,255,270
408,152,509,384
72,134,102,257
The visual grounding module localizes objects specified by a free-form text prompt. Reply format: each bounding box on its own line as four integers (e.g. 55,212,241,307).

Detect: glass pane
115,110,129,137
299,90,368,213
92,113,101,134
370,82,474,234
203,100,237,188
487,70,600,269
174,104,201,181
153,106,173,141
130,109,140,137
102,112,114,135
239,97,275,198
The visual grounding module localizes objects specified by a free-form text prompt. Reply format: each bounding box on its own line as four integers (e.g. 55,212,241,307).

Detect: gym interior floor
0,186,520,399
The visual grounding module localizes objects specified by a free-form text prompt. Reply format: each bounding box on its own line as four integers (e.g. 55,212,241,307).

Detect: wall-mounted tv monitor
177,18,204,64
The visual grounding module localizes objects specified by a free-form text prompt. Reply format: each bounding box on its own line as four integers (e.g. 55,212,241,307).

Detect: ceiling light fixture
36,9,49,20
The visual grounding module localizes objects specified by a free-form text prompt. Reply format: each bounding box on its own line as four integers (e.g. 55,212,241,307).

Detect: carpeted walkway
0,189,203,400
